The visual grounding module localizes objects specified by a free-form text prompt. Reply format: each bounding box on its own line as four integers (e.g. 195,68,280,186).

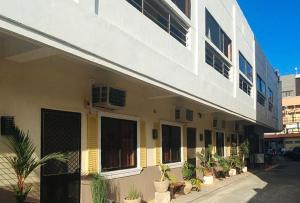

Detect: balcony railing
127,0,189,46
205,42,231,79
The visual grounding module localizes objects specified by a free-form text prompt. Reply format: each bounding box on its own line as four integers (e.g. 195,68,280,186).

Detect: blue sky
237,0,300,76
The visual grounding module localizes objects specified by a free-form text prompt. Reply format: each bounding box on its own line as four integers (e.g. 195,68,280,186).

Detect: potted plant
4,126,66,203
228,155,241,176
239,140,250,173
215,156,230,178
91,174,108,203
124,185,141,203
181,161,195,194
154,163,171,192
197,145,215,184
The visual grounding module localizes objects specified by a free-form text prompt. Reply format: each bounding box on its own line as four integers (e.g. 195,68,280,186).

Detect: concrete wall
0,55,246,202
0,0,281,130
255,41,282,130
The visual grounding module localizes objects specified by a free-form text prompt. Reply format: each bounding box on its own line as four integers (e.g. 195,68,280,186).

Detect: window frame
205,9,232,60
160,121,184,168
99,112,142,179
239,52,253,82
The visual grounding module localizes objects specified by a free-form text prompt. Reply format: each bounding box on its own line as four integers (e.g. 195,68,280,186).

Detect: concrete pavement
173,160,300,203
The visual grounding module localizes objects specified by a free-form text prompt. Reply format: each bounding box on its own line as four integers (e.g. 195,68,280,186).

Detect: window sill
100,168,142,179
165,162,184,169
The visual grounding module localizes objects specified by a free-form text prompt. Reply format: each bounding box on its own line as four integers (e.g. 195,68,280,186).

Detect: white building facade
0,0,281,202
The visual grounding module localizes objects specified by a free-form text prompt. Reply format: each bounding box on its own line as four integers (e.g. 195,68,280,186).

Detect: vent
1,116,15,136
92,86,126,109
175,107,193,122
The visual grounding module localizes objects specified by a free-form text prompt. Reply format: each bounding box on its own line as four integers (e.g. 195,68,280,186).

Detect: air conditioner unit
92,85,126,109
234,121,240,132
212,119,226,129
175,107,193,122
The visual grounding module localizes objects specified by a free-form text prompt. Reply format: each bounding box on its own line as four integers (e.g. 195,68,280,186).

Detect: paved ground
173,160,300,203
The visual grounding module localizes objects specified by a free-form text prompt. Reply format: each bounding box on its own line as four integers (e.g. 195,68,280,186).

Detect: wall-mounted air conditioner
212,119,226,129
92,85,126,109
175,107,193,122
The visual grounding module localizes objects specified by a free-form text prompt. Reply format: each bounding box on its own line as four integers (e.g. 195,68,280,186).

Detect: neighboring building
265,75,300,152
0,0,281,202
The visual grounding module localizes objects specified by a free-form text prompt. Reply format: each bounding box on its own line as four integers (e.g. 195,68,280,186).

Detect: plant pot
183,181,192,195
203,175,213,185
154,180,169,193
124,197,141,203
229,169,236,177
242,166,247,173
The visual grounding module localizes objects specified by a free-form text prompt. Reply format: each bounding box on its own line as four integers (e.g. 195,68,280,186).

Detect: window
171,0,191,18
205,42,231,79
282,90,293,97
257,75,266,106
239,53,253,81
268,87,273,111
162,124,181,163
239,74,252,95
101,117,137,172
205,10,232,60
285,141,293,144
127,0,189,46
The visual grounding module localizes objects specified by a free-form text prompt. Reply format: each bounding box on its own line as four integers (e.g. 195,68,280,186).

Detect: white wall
0,0,280,130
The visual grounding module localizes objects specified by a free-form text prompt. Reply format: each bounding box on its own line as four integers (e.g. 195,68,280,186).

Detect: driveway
176,160,300,203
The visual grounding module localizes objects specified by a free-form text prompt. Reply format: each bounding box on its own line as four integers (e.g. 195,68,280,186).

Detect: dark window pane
162,124,181,163
101,117,137,172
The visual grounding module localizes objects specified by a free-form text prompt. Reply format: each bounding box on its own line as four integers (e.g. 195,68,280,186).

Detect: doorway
187,128,196,167
41,109,81,203
216,132,225,156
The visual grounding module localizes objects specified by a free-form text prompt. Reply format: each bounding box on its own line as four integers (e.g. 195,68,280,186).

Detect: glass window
205,10,232,60
239,52,253,81
171,0,191,18
127,0,189,46
162,124,181,163
257,75,266,96
268,88,273,103
101,117,137,172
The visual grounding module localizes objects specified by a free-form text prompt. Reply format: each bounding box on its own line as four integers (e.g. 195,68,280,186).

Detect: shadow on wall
247,160,300,203
0,154,40,203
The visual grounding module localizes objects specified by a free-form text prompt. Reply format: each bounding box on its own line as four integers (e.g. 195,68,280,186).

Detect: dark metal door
204,130,212,148
187,128,196,167
41,109,81,203
216,132,224,157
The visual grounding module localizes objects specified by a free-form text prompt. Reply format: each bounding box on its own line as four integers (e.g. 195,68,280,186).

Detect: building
0,0,281,202
265,75,300,152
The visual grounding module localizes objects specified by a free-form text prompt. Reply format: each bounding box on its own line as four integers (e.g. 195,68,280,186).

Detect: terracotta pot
154,180,169,193
124,197,141,203
203,175,213,185
242,166,247,173
183,181,192,195
229,168,236,176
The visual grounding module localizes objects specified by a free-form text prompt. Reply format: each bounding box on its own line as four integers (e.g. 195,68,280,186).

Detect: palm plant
197,145,216,176
4,126,66,203
239,140,250,167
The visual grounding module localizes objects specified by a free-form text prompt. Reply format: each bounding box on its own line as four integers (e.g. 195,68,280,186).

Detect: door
187,128,196,167
204,130,212,148
216,132,225,156
41,109,81,203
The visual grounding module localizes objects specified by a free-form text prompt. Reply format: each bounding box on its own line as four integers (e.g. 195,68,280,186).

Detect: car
289,147,300,161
